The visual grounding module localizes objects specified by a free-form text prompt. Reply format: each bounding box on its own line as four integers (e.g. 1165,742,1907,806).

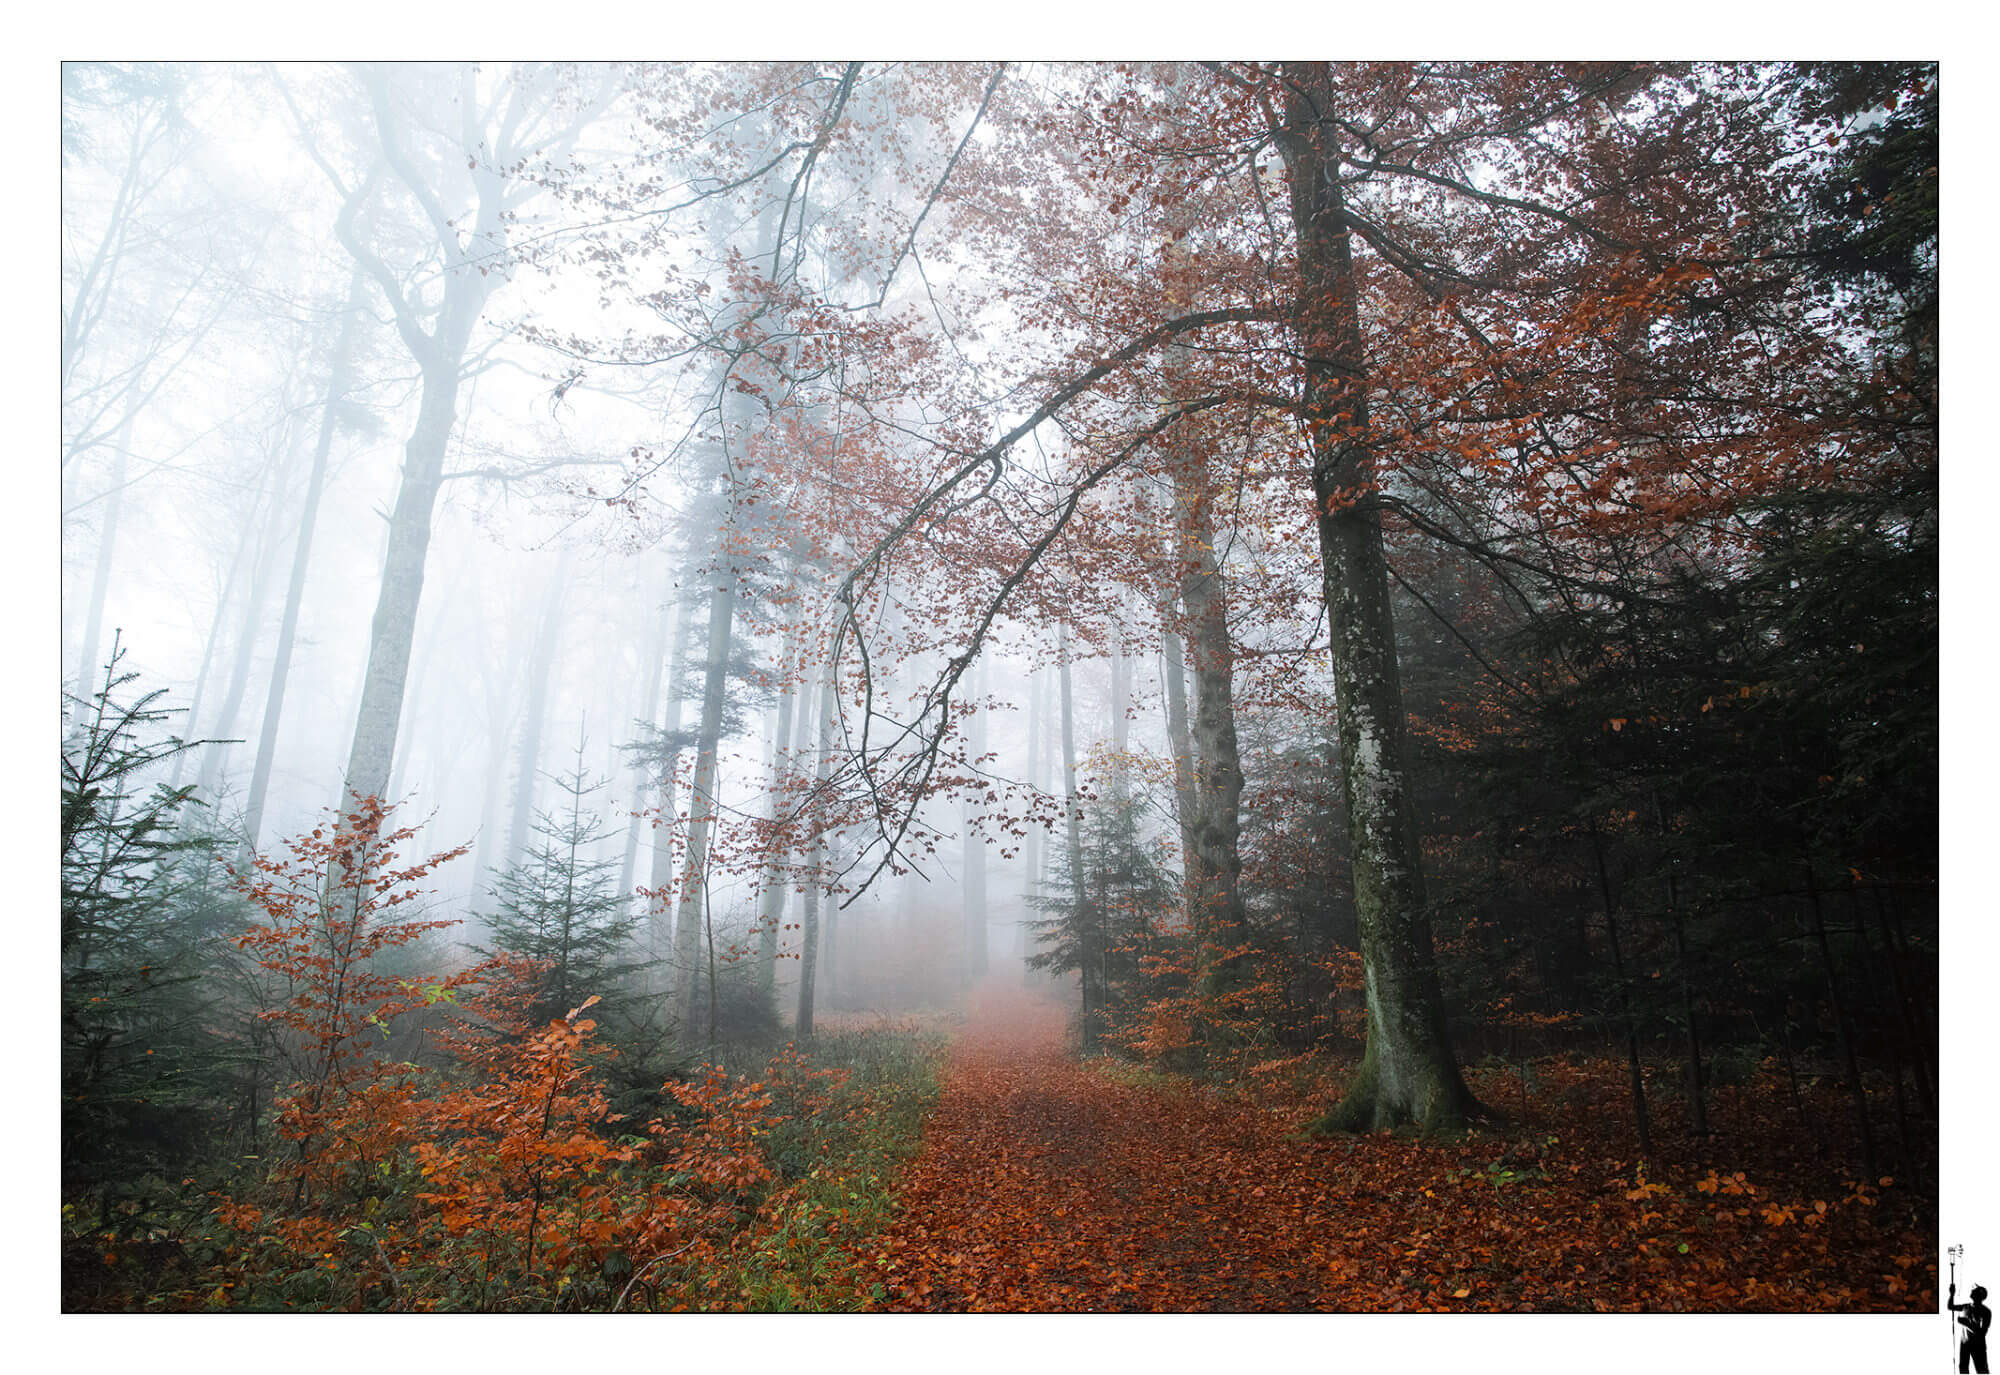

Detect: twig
364,1226,403,1311
611,1235,705,1312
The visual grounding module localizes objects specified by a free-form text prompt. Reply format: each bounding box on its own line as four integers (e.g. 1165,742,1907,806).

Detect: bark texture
1172,451,1249,977
1158,611,1201,916
1276,63,1476,1134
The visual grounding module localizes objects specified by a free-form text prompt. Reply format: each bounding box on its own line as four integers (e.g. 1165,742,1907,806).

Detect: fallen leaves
860,986,1933,1313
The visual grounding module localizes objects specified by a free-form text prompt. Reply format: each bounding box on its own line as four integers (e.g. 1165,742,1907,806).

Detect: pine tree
1029,787,1175,1050
62,635,241,1194
481,733,650,1028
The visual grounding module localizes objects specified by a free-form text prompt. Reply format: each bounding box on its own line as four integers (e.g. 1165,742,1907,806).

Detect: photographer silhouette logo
1951,1247,1993,1373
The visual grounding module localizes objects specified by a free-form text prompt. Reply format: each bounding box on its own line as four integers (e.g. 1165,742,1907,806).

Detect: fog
58,59,1940,1332
61,62,1267,1024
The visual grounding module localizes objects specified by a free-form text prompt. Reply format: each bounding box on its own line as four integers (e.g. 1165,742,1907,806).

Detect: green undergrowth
63,1016,950,1313
701,1019,948,1312
1086,1055,1190,1097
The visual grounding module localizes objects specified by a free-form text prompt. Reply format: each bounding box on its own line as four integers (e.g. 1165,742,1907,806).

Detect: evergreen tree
62,636,241,1195
1029,788,1175,1049
481,734,650,1027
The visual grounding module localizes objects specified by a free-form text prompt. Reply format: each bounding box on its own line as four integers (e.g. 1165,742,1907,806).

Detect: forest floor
861,985,1935,1313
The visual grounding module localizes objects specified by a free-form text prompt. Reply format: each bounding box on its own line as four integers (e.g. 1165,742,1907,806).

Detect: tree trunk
72,425,130,706
1867,880,1935,1117
1159,601,1201,917
468,699,512,913
795,663,838,1039
387,550,472,808
339,348,472,811
963,653,989,982
754,611,803,997
1278,63,1476,1134
823,829,842,1009
468,590,531,911
1594,826,1656,1168
1171,445,1248,983
1022,664,1045,981
1805,862,1876,1179
241,270,366,855
1057,621,1094,1045
168,510,262,793
1649,790,1709,1136
505,548,572,874
192,438,297,812
1109,624,1129,764
1155,155,1242,967
672,567,738,1043
1668,903,1710,1137
617,565,672,904
641,587,696,982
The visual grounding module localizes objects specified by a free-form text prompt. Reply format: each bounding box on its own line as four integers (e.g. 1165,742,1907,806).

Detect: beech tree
619,60,1886,1132
58,60,1939,1323
280,63,610,814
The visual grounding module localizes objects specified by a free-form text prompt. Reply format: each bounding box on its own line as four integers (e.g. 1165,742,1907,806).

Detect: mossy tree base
1306,1036,1484,1140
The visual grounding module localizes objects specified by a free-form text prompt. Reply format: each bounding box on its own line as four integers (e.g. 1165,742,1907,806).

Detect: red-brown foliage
865,987,1932,1312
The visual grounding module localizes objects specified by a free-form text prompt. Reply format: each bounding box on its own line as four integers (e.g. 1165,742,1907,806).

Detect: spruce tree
62,636,240,1194
482,734,650,1027
1029,787,1175,1049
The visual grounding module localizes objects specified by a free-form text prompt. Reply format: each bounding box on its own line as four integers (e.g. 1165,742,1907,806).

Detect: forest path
860,984,1932,1314
866,983,1353,1311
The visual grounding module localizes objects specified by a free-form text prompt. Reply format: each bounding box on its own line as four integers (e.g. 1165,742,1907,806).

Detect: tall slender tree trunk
1156,154,1243,969
1057,621,1094,1044
1806,862,1876,1178
1593,825,1656,1167
331,65,592,829
468,596,530,910
754,609,803,997
168,513,262,793
617,566,672,903
1021,665,1045,980
388,554,476,810
72,422,131,706
645,589,695,981
1109,624,1129,764
963,653,989,982
1868,881,1936,1117
1278,63,1475,1134
672,565,738,1042
670,205,778,1034
192,441,297,811
1667,904,1710,1137
795,662,837,1039
339,339,478,814
822,829,842,1010
1158,603,1200,916
468,706,512,911
241,270,366,855
1171,450,1247,981
330,388,447,817
506,548,572,874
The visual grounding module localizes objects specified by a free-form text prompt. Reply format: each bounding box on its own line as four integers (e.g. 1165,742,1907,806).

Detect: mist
59,61,1937,1334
